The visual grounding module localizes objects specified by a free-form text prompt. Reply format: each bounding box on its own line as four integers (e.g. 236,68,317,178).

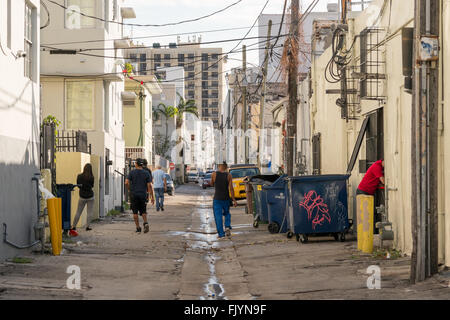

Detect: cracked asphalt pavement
0,184,449,300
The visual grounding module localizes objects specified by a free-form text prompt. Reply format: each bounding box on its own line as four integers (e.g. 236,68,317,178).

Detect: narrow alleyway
0,184,448,300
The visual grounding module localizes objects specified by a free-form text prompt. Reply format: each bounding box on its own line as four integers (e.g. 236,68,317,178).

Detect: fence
56,130,91,154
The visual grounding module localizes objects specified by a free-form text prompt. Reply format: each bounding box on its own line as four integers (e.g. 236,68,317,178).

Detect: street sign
169,163,175,170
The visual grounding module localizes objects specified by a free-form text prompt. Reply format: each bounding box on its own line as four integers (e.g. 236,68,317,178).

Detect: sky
123,0,339,71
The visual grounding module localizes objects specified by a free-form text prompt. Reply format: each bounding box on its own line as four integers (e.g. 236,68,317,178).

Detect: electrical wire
40,0,51,30
41,22,286,46
44,0,245,28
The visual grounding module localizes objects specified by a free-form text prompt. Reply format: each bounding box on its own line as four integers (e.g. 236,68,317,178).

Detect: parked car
229,164,260,200
164,174,174,196
187,172,199,183
202,173,213,189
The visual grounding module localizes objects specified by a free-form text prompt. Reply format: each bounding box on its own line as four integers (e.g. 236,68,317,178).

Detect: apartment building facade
127,39,224,129
40,0,136,216
0,0,41,260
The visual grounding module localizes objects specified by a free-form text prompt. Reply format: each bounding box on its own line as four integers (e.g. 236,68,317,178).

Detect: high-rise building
127,38,224,129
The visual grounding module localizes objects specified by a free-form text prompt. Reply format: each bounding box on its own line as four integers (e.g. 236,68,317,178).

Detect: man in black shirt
211,162,237,238
126,158,154,233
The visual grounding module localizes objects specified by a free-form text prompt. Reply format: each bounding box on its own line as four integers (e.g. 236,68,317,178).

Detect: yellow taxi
229,164,260,200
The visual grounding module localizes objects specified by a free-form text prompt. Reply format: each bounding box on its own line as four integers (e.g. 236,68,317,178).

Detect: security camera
16,50,27,58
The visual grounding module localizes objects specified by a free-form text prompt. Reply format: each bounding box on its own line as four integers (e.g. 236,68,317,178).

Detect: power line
41,22,286,46
75,34,290,52
45,0,245,28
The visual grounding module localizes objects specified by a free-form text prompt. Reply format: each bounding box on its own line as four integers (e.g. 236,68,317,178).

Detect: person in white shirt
152,165,167,212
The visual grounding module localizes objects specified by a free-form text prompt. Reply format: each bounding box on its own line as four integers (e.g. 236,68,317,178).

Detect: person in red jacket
357,159,385,196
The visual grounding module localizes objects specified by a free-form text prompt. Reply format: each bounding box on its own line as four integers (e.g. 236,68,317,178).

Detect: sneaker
136,227,142,233
218,235,226,240
144,223,149,233
225,228,231,237
161,207,164,211
69,229,79,237
156,208,160,212
85,226,92,231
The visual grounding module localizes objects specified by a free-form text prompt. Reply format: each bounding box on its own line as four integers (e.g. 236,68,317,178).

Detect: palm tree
175,93,199,129
153,103,176,139
153,103,177,158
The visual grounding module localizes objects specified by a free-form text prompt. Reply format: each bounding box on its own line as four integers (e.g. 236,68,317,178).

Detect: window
202,53,208,61
202,72,208,80
140,54,146,62
202,100,208,108
129,53,137,61
188,53,194,60
154,63,161,70
164,63,171,68
154,54,161,62
211,53,218,61
187,72,195,79
139,63,147,75
202,91,208,99
211,72,218,79
66,0,96,29
178,54,185,62
212,81,219,88
202,81,208,89
24,3,33,79
164,54,170,60
66,81,95,130
202,62,208,70
188,91,195,98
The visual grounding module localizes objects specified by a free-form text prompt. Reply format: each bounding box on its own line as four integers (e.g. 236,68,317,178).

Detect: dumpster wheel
338,232,346,242
286,231,294,239
297,234,308,243
268,222,280,234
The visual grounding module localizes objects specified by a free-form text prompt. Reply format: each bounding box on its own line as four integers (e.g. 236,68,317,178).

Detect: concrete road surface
0,184,449,299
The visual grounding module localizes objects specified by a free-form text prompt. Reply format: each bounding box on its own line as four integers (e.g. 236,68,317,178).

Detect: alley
0,184,448,300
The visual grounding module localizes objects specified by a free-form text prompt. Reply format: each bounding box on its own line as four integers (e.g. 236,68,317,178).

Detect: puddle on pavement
201,253,226,300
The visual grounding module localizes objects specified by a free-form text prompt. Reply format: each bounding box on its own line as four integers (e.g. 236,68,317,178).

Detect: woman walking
69,164,95,237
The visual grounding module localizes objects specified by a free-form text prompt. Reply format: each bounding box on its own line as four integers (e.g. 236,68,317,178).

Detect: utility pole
411,0,439,283
287,0,299,176
258,20,273,169
242,45,249,164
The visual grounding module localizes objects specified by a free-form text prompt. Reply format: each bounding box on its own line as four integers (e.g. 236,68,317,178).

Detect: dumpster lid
249,174,280,184
286,174,350,183
263,174,288,189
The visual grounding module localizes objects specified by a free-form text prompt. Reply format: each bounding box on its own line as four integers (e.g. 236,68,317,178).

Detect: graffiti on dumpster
299,190,331,230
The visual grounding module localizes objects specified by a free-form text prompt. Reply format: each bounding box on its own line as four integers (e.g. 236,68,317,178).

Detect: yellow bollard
356,195,374,253
47,198,62,256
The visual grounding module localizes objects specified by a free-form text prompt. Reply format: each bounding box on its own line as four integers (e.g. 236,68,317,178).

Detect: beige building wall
440,0,450,267
310,0,419,259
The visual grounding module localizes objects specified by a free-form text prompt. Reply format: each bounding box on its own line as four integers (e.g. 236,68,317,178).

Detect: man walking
211,162,237,239
152,165,167,212
125,158,154,233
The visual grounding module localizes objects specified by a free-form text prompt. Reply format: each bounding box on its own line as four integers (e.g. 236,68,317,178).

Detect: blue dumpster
249,175,280,228
263,175,288,234
56,184,80,232
285,175,351,243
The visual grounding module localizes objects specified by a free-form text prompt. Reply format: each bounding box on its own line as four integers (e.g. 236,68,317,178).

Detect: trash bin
285,175,351,243
56,184,80,232
263,175,288,234
249,174,280,228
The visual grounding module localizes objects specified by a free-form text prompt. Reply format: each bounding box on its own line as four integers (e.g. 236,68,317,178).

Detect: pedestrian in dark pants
70,163,95,237
125,158,154,233
152,165,167,212
211,162,237,239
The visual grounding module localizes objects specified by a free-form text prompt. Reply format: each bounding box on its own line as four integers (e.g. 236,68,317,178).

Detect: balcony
125,147,146,160
56,130,91,154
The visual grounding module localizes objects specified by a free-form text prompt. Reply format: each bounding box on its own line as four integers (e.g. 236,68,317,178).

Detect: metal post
259,20,272,169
